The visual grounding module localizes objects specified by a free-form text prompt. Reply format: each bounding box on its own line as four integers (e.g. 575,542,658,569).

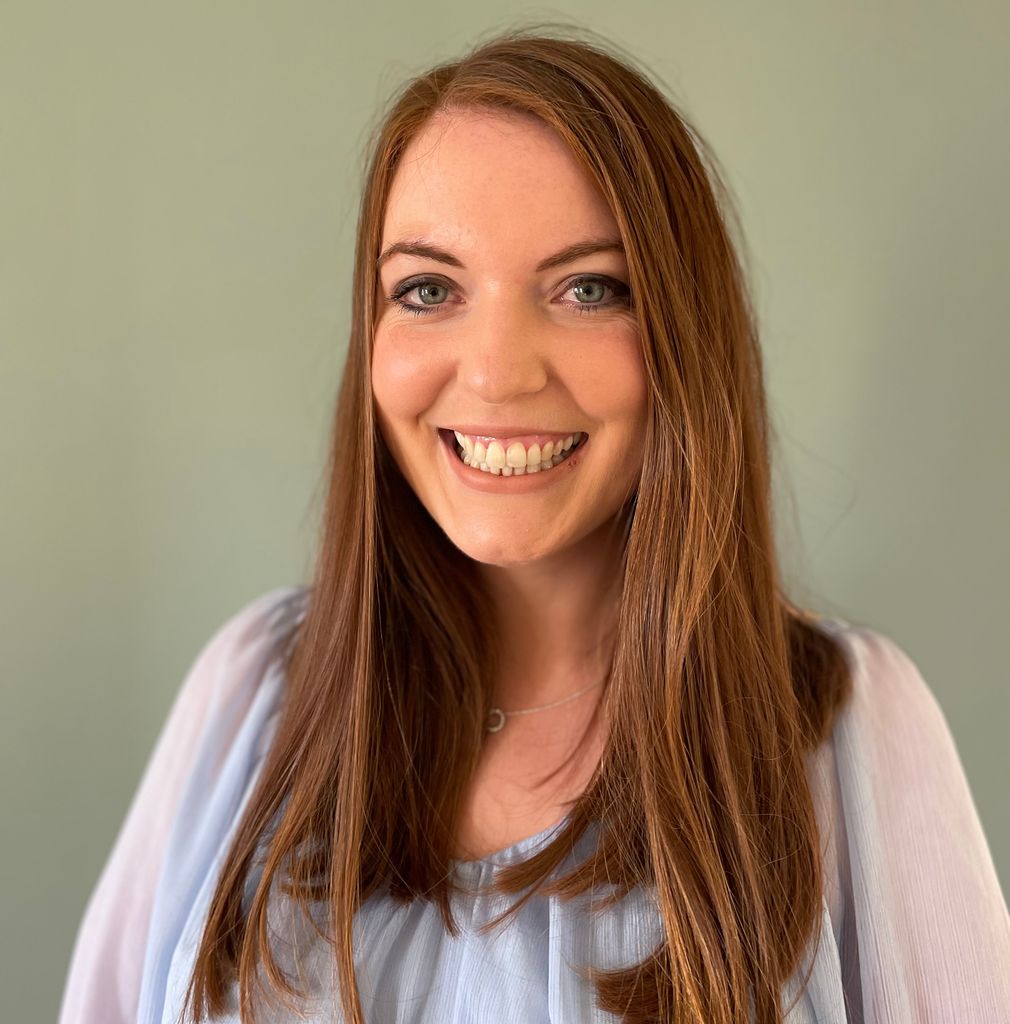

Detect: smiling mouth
438,428,587,475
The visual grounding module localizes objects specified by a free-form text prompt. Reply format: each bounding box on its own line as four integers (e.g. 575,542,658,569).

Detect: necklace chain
485,678,604,732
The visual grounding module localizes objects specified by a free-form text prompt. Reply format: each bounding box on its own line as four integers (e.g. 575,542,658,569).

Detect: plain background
2,3,1007,1020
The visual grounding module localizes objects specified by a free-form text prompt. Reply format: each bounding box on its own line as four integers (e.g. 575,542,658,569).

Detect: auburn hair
183,22,853,1024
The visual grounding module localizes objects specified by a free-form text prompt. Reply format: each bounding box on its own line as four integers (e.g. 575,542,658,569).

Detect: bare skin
454,688,611,861
370,108,647,860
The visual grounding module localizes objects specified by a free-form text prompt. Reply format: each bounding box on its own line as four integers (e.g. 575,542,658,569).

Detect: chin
445,525,561,567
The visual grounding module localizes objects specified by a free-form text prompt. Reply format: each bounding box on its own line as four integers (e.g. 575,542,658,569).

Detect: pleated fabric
59,587,1010,1023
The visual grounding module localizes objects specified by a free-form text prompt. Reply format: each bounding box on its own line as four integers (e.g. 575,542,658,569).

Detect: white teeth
485,441,506,470
505,441,527,468
449,429,586,476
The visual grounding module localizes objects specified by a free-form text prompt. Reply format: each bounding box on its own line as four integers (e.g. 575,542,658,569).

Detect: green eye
571,279,607,304
416,282,449,305
386,277,453,317
385,273,632,318
562,275,631,315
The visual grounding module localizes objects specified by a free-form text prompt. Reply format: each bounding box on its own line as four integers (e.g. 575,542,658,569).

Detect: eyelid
388,273,456,299
389,271,627,299
385,272,631,323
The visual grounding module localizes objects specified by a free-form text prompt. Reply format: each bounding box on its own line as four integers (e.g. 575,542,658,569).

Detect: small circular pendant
485,707,506,732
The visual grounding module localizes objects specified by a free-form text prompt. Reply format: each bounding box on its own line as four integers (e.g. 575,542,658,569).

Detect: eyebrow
375,237,626,273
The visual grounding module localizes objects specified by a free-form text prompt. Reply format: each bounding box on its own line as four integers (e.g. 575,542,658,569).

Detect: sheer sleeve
828,625,1010,1023
57,587,306,1024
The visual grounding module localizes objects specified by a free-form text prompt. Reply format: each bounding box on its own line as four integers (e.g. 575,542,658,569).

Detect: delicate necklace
485,679,605,733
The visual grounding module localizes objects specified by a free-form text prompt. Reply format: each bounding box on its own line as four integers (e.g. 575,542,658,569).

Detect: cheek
370,329,448,424
571,330,649,431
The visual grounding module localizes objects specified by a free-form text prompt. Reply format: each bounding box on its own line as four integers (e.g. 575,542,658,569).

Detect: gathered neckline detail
451,815,571,868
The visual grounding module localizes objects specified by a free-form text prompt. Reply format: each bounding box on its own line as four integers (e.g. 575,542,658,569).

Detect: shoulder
183,586,310,703
149,586,313,933
811,616,946,744
161,584,311,778
802,617,952,943
810,615,999,908
812,617,990,860
200,585,310,664
806,617,971,859
56,584,312,1024
807,620,1010,1016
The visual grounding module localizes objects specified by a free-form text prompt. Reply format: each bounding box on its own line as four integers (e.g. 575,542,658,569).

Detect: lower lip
438,429,588,494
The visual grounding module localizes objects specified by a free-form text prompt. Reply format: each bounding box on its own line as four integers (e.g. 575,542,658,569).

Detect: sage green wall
3,3,1006,1020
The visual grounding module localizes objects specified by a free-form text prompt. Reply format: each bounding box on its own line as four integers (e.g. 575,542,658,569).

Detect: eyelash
384,274,631,318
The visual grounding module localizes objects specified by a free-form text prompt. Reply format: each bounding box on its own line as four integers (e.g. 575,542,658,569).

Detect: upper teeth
451,431,584,475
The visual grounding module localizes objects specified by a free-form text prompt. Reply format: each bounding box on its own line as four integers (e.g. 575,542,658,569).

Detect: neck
476,514,627,713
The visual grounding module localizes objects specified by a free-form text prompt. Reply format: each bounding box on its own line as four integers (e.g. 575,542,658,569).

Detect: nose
457,291,550,404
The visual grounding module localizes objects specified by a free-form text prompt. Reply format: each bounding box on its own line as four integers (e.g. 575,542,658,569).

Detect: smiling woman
59,23,1010,1024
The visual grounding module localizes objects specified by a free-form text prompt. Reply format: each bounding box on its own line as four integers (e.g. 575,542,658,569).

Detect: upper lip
441,425,584,437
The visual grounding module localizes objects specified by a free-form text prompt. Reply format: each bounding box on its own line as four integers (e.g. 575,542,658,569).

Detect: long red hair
183,23,852,1024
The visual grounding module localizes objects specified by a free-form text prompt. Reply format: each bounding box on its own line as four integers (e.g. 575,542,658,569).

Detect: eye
385,277,452,317
570,279,607,303
383,272,632,318
559,275,631,315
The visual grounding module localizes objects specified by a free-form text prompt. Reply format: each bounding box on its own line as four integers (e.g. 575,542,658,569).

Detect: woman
59,27,1010,1024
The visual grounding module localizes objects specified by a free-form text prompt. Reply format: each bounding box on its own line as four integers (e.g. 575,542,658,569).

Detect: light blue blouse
59,587,1010,1023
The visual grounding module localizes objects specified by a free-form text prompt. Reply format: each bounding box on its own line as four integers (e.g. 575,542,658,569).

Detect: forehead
381,108,618,253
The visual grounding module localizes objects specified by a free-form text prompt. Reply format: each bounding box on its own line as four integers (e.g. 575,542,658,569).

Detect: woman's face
371,108,648,566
